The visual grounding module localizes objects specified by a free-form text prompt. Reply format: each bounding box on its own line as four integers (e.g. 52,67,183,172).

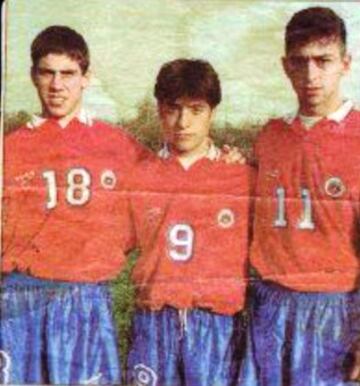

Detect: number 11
274,187,315,230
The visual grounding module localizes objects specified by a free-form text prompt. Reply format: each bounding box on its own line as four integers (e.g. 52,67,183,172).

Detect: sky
4,0,360,125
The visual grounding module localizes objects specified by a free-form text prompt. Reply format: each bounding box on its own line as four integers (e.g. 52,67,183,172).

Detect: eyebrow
37,67,78,74
289,53,335,60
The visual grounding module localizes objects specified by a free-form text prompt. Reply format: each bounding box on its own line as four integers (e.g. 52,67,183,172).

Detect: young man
124,59,253,385
1,26,148,384
240,7,360,386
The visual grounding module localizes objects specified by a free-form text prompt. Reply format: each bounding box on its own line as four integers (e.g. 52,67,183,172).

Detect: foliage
4,111,32,134
111,251,138,369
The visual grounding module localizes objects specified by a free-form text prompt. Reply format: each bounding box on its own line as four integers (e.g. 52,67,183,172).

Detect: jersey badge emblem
324,177,346,198
14,170,35,186
100,170,117,190
217,208,235,228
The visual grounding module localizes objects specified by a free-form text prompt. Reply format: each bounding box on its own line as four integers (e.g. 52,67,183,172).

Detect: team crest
134,364,158,386
100,170,117,190
324,177,346,198
217,208,235,228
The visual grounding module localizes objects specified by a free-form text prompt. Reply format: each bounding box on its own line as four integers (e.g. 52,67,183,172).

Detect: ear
342,53,352,75
281,56,291,79
209,107,216,122
81,69,91,89
31,66,37,86
157,103,164,119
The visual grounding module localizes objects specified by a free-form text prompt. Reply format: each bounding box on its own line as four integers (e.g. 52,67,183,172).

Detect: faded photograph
2,1,360,385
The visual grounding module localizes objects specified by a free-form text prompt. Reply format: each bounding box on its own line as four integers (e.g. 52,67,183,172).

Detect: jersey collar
26,108,94,129
158,140,221,163
284,100,354,125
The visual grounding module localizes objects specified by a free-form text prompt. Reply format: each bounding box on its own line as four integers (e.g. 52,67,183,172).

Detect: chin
46,108,69,118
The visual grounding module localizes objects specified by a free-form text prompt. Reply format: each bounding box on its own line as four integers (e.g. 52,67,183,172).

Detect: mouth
174,133,193,140
304,87,322,96
48,95,66,106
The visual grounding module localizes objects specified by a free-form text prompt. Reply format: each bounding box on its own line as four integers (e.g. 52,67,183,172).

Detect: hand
221,144,247,164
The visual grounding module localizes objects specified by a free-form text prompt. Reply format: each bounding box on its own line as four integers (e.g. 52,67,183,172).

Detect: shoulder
125,156,164,190
254,117,291,155
345,108,360,127
4,124,38,156
91,120,136,143
199,161,255,196
91,120,152,158
257,117,289,139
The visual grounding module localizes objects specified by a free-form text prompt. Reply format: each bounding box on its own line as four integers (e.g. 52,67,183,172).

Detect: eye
288,57,307,68
61,70,77,78
37,68,54,77
162,105,178,114
191,106,205,114
318,57,331,64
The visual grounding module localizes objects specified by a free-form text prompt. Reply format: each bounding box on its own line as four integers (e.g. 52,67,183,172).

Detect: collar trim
284,100,353,125
158,141,221,161
26,108,94,129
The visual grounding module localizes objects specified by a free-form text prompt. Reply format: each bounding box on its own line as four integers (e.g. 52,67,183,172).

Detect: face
282,38,351,116
159,97,214,158
31,53,89,122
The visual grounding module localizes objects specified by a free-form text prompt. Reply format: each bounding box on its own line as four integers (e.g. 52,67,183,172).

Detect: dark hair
285,7,346,54
31,25,90,74
154,59,221,108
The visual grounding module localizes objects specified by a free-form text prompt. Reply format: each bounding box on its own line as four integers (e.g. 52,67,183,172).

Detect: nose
49,72,63,90
177,108,190,130
305,59,320,83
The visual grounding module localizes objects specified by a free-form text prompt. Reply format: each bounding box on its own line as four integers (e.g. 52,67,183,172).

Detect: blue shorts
238,281,360,386
127,306,244,386
0,273,121,384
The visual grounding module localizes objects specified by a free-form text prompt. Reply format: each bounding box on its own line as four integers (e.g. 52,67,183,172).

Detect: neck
175,139,211,170
43,103,83,128
299,96,343,117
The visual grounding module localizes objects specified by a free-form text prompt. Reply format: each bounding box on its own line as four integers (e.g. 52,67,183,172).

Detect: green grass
111,251,138,367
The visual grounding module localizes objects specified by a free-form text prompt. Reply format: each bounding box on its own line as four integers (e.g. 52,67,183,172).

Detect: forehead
36,53,82,71
164,97,211,108
287,38,343,57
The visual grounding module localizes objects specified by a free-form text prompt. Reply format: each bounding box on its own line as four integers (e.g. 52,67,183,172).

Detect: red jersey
251,106,360,292
2,116,149,282
125,155,253,315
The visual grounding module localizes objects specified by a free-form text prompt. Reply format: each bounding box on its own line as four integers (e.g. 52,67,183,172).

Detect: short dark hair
285,7,346,54
31,25,90,74
154,59,221,108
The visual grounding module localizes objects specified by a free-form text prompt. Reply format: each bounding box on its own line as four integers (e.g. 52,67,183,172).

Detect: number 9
168,223,194,262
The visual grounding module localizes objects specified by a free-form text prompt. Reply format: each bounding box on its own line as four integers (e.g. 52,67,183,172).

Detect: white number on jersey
168,223,194,261
66,168,91,206
42,170,57,209
274,186,315,230
298,188,315,230
42,168,91,209
273,187,287,227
